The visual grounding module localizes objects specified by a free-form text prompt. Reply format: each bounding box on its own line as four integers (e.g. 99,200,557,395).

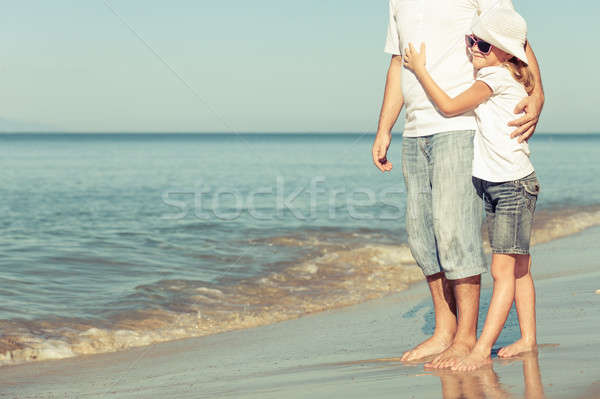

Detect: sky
0,0,598,133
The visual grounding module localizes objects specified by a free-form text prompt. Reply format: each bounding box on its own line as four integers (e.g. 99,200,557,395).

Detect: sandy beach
2,227,599,398
3,0,600,397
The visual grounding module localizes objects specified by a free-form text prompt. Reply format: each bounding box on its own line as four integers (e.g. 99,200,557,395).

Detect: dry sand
1,228,599,398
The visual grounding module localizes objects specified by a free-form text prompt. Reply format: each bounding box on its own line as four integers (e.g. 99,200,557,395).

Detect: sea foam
1,205,599,367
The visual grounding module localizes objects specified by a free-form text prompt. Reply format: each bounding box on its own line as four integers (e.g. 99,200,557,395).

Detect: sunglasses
465,34,492,55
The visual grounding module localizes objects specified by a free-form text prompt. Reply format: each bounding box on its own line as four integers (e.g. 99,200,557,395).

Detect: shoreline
1,227,599,398
2,205,599,369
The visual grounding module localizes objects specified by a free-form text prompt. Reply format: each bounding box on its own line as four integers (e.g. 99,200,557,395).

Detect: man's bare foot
451,347,492,372
400,335,453,362
497,338,537,358
425,341,474,369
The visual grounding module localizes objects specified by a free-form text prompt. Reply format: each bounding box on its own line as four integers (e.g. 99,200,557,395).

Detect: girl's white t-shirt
473,66,534,182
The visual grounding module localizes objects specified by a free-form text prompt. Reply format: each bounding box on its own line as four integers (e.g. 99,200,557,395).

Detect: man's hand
372,132,393,172
508,93,544,143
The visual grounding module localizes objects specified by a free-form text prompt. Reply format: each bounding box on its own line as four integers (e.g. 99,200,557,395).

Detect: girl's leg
498,255,538,357
452,254,517,371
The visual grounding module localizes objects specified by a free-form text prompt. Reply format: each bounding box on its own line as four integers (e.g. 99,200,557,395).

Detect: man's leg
425,130,487,369
426,275,481,368
400,136,458,361
401,272,456,361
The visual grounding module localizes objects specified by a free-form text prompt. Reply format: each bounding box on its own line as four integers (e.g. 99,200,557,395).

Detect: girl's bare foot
451,347,492,372
498,338,537,358
400,335,453,362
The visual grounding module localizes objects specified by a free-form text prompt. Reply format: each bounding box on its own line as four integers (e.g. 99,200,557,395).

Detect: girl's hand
403,43,426,74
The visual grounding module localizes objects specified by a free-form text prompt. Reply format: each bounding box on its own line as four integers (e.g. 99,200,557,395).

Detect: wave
1,205,600,367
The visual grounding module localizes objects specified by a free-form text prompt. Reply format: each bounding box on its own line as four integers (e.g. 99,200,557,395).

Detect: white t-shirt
384,0,515,137
473,66,534,182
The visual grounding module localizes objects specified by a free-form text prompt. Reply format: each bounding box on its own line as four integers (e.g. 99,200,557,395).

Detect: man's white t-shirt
473,66,534,182
384,0,515,137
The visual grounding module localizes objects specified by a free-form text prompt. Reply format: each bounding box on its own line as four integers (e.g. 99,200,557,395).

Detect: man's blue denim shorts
402,130,487,280
472,172,540,255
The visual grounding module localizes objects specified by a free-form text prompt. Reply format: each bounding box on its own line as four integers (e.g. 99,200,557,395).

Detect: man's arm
373,55,404,172
509,41,545,142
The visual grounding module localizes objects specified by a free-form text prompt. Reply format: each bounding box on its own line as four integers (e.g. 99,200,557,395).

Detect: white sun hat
471,7,528,65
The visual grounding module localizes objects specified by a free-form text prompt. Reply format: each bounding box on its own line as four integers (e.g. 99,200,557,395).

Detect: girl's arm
403,43,492,117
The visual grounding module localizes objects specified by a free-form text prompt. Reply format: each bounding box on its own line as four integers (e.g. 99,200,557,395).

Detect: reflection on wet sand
434,367,511,399
432,352,545,399
521,352,546,399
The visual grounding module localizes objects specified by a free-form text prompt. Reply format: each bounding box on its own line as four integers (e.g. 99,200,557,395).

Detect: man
372,0,544,369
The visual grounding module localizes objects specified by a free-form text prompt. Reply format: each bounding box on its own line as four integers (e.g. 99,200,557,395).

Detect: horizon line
1,131,599,135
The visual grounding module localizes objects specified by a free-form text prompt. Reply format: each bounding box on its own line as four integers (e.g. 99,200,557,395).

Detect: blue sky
0,0,598,133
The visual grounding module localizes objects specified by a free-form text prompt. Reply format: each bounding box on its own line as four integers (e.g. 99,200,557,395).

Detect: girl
403,8,540,371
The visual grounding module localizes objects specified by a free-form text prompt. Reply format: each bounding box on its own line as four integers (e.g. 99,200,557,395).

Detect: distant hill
0,118,59,133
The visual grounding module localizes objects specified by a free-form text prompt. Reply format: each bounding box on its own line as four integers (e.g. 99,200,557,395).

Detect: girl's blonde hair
502,57,535,95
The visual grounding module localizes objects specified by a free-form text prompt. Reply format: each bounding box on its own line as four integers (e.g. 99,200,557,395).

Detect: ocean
1,132,599,366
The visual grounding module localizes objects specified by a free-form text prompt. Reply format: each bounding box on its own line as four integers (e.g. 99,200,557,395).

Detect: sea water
1,133,599,365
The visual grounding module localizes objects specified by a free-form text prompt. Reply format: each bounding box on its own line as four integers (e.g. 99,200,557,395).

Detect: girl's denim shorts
472,172,540,255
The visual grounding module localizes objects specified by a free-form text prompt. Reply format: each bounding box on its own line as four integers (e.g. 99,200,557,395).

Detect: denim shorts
402,130,487,280
472,172,540,255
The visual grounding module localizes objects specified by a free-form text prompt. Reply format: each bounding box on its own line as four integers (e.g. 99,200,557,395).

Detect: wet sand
1,228,599,398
